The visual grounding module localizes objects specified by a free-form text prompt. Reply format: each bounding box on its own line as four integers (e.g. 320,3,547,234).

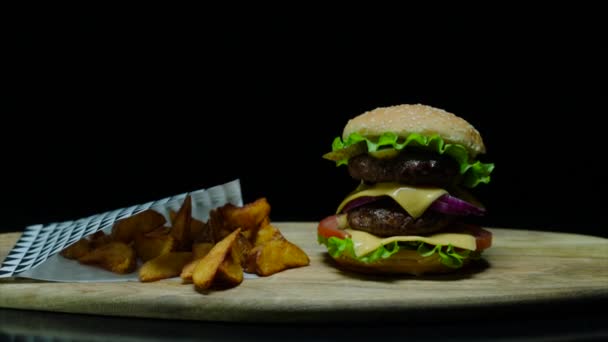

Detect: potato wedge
60,238,91,260
241,216,270,242
79,242,137,274
89,231,112,249
145,226,171,237
134,234,175,262
168,209,177,223
247,239,310,276
216,246,243,288
192,242,214,259
180,242,214,282
171,195,192,251
193,228,241,290
208,208,231,243
252,224,283,246
180,259,199,282
234,232,252,267
171,208,210,242
111,210,166,243
220,198,270,231
139,252,193,282
190,217,211,242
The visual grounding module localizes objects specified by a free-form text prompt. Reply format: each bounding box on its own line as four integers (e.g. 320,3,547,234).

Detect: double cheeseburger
318,104,495,275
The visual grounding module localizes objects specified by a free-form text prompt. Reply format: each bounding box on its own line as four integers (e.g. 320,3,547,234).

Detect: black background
3,12,605,238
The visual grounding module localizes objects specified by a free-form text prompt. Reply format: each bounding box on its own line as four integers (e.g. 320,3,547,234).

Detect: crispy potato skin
139,252,193,282
247,239,310,276
193,228,241,290
111,210,166,243
221,198,271,231
216,246,244,288
60,239,91,260
180,243,214,282
78,242,137,274
171,195,193,251
134,234,175,262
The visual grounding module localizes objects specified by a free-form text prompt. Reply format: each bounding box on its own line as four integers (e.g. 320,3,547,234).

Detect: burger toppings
429,194,486,216
340,196,381,213
317,214,492,268
340,193,486,218
317,214,350,240
346,228,478,257
337,182,447,219
324,132,494,188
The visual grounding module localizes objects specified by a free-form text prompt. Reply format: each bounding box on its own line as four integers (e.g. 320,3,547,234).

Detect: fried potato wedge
89,231,113,249
171,195,193,251
190,217,211,242
252,223,284,246
216,246,243,288
246,239,310,276
193,228,241,290
220,197,270,231
172,208,211,243
208,208,229,243
192,242,214,259
234,233,252,267
139,252,193,282
241,216,270,242
180,260,199,282
145,226,171,237
111,210,166,243
60,238,91,260
79,242,136,274
134,234,175,262
180,242,214,282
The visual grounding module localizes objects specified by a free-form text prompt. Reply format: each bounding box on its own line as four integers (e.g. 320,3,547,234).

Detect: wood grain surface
1,223,607,322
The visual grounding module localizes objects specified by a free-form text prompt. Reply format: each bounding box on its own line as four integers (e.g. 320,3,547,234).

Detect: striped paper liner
0,179,242,279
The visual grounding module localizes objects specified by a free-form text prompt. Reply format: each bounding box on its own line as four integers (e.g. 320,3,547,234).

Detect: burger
318,104,495,275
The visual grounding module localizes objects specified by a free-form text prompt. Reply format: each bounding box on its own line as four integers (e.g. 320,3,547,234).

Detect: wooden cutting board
1,223,607,322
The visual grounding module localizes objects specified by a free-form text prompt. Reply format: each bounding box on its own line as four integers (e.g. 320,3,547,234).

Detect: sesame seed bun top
343,104,486,156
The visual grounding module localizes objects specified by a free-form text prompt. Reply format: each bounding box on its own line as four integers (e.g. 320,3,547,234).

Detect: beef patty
347,198,453,236
348,150,460,187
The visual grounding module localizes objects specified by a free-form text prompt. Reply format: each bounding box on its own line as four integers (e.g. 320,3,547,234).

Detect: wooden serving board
1,223,607,322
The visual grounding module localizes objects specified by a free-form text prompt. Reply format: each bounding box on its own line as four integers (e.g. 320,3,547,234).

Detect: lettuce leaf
318,235,473,268
318,235,400,263
416,243,472,268
325,132,494,188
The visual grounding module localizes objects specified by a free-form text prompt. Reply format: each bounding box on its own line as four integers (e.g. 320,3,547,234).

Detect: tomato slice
318,215,350,240
475,228,492,251
460,224,492,251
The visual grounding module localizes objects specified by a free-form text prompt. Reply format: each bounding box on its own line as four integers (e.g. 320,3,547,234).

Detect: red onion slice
340,196,381,213
340,193,485,217
429,194,486,216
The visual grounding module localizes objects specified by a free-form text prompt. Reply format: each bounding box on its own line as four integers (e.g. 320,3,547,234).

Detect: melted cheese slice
336,183,447,218
345,229,477,257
